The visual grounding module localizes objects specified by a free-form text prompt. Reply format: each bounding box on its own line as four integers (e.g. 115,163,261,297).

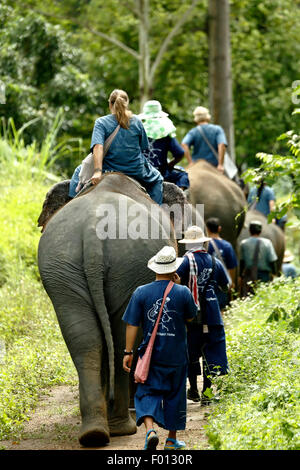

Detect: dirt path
1,381,210,451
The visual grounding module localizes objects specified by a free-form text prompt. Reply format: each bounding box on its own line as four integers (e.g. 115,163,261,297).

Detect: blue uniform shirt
143,136,184,176
177,252,228,325
182,124,227,167
208,239,238,270
248,186,276,217
90,114,152,177
122,280,197,366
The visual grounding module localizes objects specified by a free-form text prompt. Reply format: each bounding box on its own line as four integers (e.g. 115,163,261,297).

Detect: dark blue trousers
134,362,187,431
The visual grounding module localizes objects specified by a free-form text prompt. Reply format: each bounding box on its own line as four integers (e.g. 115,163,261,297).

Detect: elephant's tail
86,273,115,404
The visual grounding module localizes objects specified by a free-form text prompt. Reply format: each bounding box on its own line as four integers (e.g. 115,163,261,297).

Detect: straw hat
283,250,294,263
178,225,211,244
148,246,184,274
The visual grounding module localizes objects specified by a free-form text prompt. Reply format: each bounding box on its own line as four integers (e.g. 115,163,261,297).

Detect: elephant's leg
107,315,137,436
48,288,110,447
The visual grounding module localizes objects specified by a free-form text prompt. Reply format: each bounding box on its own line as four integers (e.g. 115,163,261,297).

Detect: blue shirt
90,114,156,179
176,252,228,325
208,239,238,270
182,124,227,167
248,186,275,217
143,136,184,176
282,263,298,279
122,281,197,366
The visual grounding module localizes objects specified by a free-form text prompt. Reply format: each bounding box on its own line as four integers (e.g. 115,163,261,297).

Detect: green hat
139,100,176,140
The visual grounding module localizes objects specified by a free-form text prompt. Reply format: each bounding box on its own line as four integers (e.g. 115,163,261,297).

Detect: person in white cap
181,106,227,172
176,226,229,404
282,250,298,279
122,245,197,450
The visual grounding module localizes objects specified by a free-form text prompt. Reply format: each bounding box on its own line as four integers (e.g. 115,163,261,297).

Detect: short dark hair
206,217,220,233
249,223,262,235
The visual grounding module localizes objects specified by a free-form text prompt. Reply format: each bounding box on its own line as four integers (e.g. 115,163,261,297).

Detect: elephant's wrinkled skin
38,173,176,447
187,160,246,250
238,209,285,274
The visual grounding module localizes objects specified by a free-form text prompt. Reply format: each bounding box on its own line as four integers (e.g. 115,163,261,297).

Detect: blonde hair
193,106,211,123
109,89,132,129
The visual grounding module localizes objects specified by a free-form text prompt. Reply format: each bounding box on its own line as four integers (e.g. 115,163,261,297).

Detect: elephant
187,160,247,250
237,209,285,274
37,172,193,447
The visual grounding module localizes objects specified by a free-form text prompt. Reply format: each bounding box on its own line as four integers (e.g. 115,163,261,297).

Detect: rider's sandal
164,438,186,450
144,429,159,450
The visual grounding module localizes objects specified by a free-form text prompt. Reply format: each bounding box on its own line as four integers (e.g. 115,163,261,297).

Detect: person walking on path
69,89,163,204
239,220,278,297
122,246,197,450
181,106,227,173
176,226,229,404
206,217,238,310
139,100,190,190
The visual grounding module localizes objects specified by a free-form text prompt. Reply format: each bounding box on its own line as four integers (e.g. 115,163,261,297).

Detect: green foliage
243,125,300,221
3,0,299,168
0,3,104,172
205,277,300,450
0,125,76,441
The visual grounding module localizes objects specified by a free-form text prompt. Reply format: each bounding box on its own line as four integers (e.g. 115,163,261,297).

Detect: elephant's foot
108,414,137,437
79,418,110,447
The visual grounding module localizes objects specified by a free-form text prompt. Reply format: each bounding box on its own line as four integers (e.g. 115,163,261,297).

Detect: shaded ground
0,381,210,451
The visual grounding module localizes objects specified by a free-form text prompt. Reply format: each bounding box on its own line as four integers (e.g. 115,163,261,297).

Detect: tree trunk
137,0,151,108
208,0,235,162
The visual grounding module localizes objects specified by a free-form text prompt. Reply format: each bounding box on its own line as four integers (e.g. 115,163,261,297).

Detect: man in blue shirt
122,246,197,450
181,106,227,173
177,226,229,404
206,217,238,309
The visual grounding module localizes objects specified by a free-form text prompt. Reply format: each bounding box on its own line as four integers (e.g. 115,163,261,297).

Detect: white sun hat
178,225,211,244
148,246,184,274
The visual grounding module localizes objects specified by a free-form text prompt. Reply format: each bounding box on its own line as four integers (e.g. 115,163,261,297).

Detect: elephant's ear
37,180,71,230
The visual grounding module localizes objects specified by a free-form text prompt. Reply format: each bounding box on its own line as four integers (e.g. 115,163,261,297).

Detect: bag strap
252,239,261,268
197,125,219,160
148,281,174,348
103,124,121,157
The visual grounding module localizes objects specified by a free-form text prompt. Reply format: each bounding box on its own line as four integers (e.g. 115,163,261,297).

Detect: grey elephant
37,172,188,447
187,160,247,250
237,209,285,274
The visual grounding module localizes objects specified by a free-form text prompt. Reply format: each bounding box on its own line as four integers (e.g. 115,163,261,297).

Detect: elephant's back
188,160,246,246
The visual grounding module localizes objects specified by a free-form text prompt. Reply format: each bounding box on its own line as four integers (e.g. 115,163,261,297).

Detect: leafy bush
205,277,300,450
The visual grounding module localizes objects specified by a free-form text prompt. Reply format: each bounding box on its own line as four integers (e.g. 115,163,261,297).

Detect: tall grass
0,113,77,443
0,108,81,183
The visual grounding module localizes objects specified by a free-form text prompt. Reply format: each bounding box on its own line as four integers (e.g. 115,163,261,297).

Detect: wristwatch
123,350,133,356
94,168,102,172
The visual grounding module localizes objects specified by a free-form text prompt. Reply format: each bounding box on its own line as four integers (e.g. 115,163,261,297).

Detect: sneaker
144,429,159,450
164,438,186,450
187,388,200,402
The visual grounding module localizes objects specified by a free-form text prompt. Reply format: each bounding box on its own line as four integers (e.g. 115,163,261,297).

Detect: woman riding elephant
69,89,163,205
